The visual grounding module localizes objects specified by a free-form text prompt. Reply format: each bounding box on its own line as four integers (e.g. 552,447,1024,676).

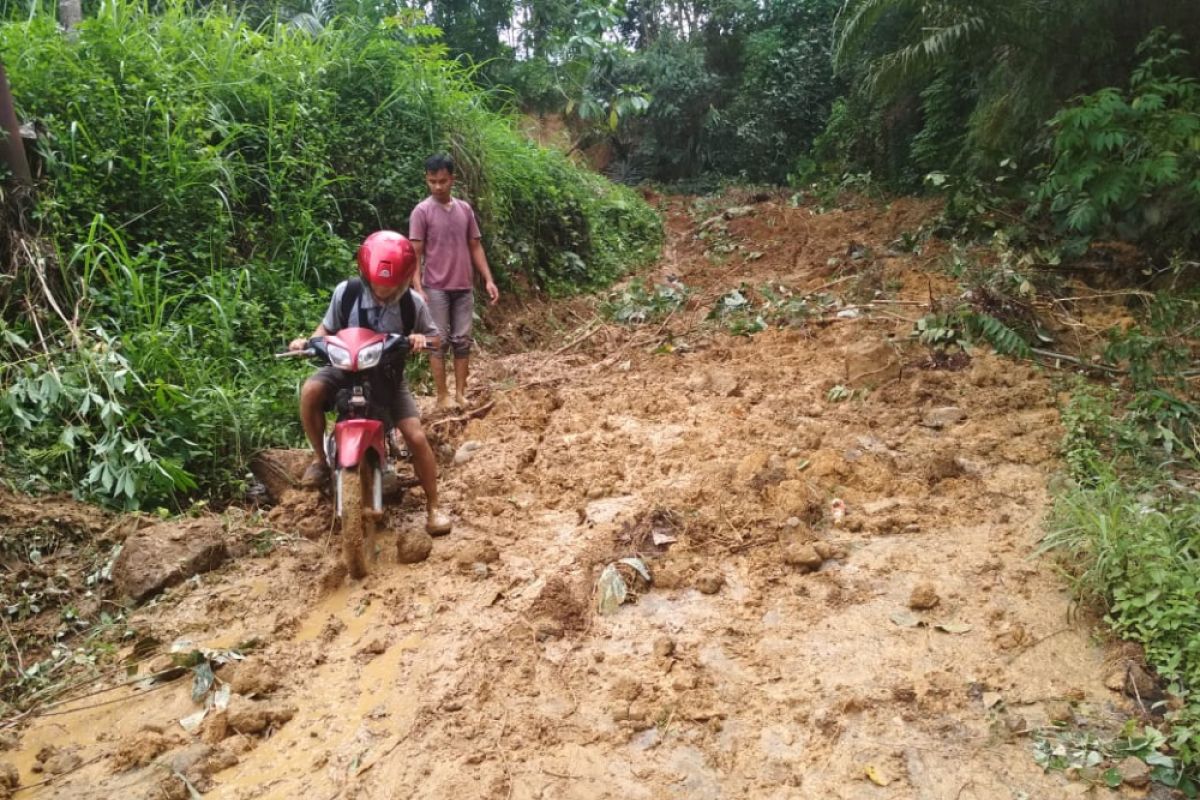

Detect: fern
963,311,1032,358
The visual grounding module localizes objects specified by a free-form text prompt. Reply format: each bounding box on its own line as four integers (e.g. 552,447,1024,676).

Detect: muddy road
4,194,1132,799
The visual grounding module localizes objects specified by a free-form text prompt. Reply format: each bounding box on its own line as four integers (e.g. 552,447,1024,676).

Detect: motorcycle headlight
357,342,383,370
327,343,352,370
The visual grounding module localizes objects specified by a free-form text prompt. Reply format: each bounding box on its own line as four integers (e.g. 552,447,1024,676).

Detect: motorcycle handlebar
275,335,442,359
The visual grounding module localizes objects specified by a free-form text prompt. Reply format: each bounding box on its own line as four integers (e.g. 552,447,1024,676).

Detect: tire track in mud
6,195,1125,800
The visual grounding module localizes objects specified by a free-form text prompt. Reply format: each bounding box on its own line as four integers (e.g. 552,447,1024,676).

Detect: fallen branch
2,615,23,674
354,729,412,777
429,400,496,430
1029,348,1126,375
12,754,104,794
29,677,178,718
551,319,603,356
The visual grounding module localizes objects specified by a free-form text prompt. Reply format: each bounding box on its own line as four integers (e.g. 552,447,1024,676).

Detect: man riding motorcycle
288,230,452,537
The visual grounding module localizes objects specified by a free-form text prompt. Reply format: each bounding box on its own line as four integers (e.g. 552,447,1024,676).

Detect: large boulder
111,519,229,604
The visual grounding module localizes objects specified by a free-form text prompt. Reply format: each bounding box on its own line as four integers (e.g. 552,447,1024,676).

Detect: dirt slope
5,194,1133,799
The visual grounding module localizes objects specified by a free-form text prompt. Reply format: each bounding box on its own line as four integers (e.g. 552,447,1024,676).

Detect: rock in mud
654,636,676,659
249,449,313,503
920,406,966,429
782,543,823,573
1118,756,1151,788
844,340,901,389
223,657,282,697
225,698,297,735
0,762,18,795
454,441,484,465
112,520,229,604
694,571,725,595
908,583,940,610
924,452,967,484
112,729,180,771
456,539,500,569
200,711,229,744
35,746,82,775
534,618,564,641
708,370,740,397
397,530,433,564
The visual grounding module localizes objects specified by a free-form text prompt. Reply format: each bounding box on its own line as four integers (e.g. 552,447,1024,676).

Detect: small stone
1117,756,1151,788
1104,668,1126,693
359,638,388,656
456,540,500,569
908,583,940,610
612,679,642,702
40,748,82,776
454,441,483,465
784,516,801,528
653,637,676,659
671,671,698,691
534,619,563,642
813,541,835,560
694,572,725,595
920,406,966,429
783,543,824,573
1045,701,1073,725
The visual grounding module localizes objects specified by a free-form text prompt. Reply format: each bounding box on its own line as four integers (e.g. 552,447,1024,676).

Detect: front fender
333,419,386,469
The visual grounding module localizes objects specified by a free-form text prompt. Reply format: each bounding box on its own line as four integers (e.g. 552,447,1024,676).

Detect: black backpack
338,278,416,335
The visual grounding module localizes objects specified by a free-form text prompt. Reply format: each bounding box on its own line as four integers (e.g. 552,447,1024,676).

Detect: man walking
410,153,499,411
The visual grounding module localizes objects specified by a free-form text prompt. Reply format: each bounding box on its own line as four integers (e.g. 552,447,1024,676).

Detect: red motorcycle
279,328,435,578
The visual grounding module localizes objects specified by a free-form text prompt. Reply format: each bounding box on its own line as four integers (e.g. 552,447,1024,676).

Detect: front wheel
340,459,379,580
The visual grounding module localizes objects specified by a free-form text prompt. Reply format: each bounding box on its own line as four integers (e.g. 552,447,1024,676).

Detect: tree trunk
58,0,82,34
0,61,32,189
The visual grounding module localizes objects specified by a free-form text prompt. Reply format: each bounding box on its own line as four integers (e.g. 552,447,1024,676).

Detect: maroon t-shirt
409,196,481,291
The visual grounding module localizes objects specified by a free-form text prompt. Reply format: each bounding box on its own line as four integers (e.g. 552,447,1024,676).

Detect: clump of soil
396,530,433,563
528,575,587,632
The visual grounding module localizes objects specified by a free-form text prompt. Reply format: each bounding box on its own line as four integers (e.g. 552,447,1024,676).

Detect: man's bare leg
453,356,469,409
431,355,453,410
299,379,330,486
396,417,451,535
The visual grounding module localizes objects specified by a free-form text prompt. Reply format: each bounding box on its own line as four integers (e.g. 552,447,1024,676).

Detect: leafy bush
0,0,660,508
1037,31,1200,254
602,280,687,325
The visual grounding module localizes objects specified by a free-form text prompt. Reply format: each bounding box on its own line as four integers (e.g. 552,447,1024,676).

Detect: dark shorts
309,365,420,423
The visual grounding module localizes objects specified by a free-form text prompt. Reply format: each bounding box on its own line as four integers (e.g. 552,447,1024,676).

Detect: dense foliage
0,1,660,509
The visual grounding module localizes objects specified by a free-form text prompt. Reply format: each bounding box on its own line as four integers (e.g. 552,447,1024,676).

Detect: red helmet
356,230,416,288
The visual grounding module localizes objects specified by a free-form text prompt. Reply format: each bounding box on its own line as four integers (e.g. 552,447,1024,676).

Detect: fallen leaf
935,621,973,634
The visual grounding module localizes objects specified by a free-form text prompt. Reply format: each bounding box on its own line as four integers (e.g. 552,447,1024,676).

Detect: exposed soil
0,193,1157,799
